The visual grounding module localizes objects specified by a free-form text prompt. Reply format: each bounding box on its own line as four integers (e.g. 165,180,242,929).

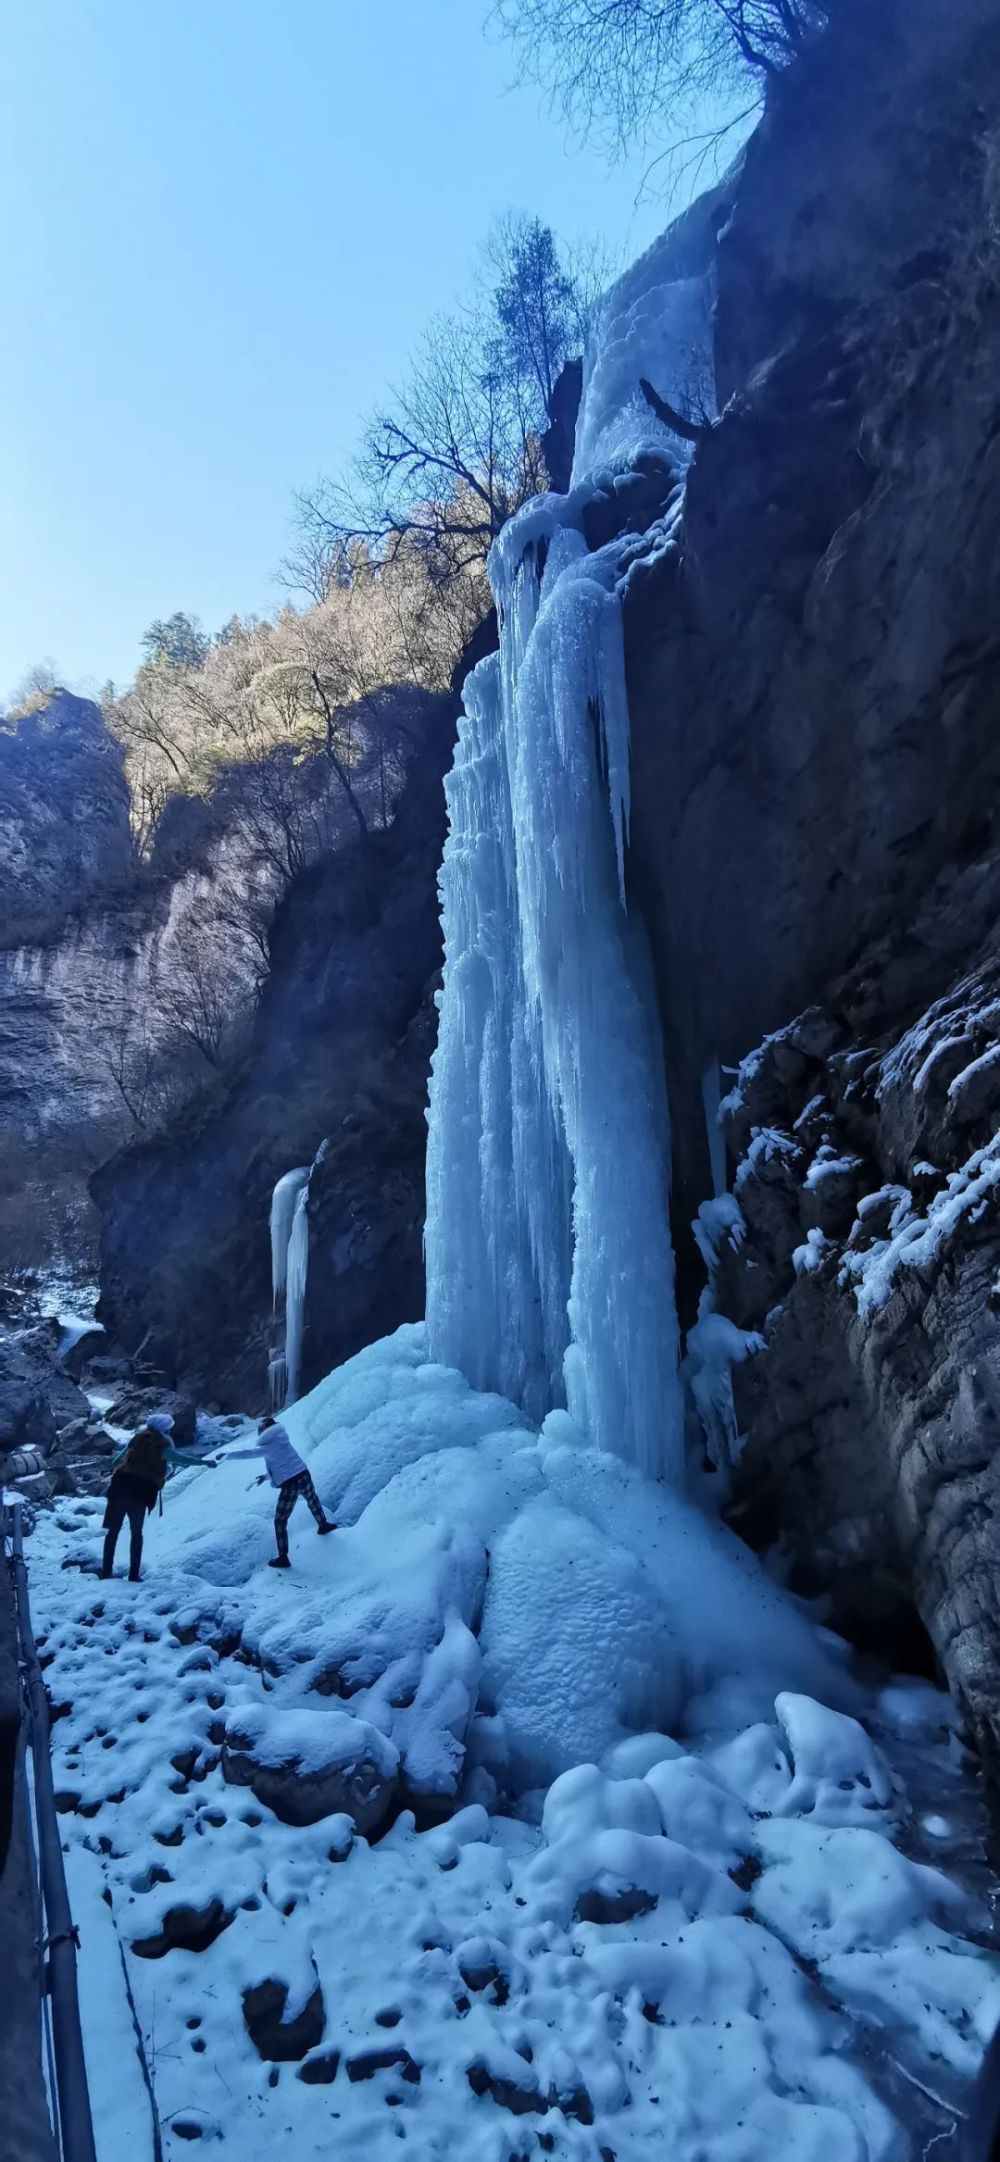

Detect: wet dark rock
53,1418,115,1457
0,1384,55,1457
242,1978,325,2062
0,1322,89,1441
346,2046,420,2085
575,1886,658,1926
556,2086,594,2126
87,1355,133,1384
59,1327,106,1381
540,359,582,495
103,1386,197,1448
297,2052,341,2085
132,1898,232,1958
467,2063,545,2114
458,1959,509,2005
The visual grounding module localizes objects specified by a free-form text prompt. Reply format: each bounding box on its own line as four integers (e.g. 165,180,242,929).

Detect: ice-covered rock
223,1701,400,1834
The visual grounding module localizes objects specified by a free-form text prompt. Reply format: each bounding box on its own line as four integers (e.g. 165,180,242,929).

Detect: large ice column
269,1162,313,1408
425,648,574,1423
270,1167,309,1307
427,520,684,1484
284,1184,310,1406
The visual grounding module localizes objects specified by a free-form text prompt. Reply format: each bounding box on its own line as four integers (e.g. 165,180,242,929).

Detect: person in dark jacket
100,1413,202,1582
227,1413,335,1568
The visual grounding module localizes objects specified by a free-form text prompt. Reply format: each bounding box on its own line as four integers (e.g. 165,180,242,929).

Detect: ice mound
152,1327,858,1798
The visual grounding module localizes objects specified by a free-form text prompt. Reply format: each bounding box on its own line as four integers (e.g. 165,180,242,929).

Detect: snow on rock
793,1226,831,1274
839,1134,1000,1317
774,1695,895,1824
571,226,716,482
223,1698,400,1833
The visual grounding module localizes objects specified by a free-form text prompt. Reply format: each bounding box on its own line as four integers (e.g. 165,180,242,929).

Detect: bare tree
493,0,830,150
7,659,58,719
156,923,234,1069
90,996,170,1131
287,218,594,595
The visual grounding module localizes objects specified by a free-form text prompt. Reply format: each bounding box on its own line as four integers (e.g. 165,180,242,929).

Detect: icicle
270,1167,309,1307
701,1061,728,1201
268,1349,288,1412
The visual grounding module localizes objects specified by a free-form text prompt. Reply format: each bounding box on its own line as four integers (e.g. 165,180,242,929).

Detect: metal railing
3,1497,98,2162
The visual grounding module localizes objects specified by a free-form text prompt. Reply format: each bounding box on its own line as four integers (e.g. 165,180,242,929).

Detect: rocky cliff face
0,692,132,946
624,0,1000,1221
698,842,1000,1766
92,694,456,1408
607,0,1000,1762
0,691,378,1277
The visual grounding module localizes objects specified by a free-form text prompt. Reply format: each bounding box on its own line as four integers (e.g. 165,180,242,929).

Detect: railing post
8,1503,99,2162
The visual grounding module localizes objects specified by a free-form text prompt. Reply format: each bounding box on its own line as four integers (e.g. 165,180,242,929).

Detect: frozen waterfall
426,527,683,1481
425,225,717,1485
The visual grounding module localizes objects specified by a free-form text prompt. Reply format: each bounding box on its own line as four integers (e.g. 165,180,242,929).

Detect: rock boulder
223,1704,399,1834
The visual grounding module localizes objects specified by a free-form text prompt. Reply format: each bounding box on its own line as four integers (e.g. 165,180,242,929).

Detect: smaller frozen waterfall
270,1167,310,1306
284,1184,310,1406
268,1165,309,1409
268,1147,328,1408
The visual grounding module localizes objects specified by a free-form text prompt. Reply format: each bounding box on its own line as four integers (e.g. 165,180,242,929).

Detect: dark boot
268,1556,291,1570
128,1519,144,1583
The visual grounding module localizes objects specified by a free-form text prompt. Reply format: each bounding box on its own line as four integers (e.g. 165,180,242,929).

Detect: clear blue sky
1,0,688,701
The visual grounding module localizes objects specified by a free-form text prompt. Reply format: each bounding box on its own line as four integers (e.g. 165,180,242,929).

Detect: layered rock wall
92,695,455,1407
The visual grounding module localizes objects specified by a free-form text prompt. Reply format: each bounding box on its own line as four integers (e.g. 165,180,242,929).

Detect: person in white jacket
228,1414,335,1568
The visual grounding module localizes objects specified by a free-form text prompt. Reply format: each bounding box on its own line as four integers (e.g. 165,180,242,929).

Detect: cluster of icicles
424,500,685,1484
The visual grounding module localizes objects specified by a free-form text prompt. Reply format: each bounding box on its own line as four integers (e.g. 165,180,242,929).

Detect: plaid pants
274,1469,326,1559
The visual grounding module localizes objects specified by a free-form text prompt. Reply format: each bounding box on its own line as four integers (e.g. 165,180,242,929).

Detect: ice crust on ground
29,1339,1000,2160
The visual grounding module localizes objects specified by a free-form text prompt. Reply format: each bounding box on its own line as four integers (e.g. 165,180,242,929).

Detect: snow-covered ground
27,1328,1000,2161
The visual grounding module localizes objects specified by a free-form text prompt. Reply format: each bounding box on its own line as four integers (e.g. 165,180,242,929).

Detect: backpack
118,1425,169,1491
